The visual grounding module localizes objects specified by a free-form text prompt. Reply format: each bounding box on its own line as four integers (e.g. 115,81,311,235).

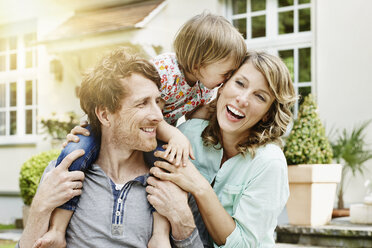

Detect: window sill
0,136,40,147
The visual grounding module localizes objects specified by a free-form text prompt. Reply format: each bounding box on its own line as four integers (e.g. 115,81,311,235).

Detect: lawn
0,240,16,248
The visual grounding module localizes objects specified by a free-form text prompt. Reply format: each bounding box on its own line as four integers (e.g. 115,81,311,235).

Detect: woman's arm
19,150,85,248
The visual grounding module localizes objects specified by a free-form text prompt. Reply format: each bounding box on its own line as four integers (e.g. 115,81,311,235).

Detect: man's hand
146,175,195,240
32,149,85,213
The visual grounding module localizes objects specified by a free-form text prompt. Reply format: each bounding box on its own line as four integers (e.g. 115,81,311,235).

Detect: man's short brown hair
79,48,161,138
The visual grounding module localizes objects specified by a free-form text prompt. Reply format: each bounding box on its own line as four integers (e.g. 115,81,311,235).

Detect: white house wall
316,0,372,206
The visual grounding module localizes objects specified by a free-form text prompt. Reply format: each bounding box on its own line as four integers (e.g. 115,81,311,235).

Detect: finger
62,141,68,148
154,160,175,173
175,148,183,166
189,145,195,160
182,150,189,167
69,171,85,181
146,176,160,186
150,167,173,181
66,133,79,143
72,189,82,197
71,126,90,136
145,185,156,195
57,149,85,170
80,120,89,127
167,148,177,162
162,145,172,160
71,181,83,190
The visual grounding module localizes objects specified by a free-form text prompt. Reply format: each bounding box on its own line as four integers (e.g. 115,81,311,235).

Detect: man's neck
95,142,149,185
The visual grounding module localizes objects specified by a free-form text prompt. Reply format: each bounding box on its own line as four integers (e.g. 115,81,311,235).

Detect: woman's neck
220,132,240,162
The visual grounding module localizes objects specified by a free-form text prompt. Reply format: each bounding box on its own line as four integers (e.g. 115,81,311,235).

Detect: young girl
34,12,247,248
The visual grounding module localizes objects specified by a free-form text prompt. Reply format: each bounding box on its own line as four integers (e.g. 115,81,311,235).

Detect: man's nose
150,104,163,123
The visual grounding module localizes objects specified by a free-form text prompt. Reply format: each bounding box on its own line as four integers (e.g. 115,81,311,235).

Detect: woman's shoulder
253,143,287,168
178,119,209,138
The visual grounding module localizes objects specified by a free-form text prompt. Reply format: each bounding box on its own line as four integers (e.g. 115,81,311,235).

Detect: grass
0,224,15,230
0,240,17,248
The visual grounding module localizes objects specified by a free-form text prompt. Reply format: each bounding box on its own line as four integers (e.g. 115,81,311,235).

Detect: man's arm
146,176,204,248
18,150,85,248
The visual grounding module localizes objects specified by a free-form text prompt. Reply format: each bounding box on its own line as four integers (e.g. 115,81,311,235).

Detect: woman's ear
95,106,111,127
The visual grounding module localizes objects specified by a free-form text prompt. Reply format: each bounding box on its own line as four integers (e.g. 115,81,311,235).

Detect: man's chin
139,140,157,152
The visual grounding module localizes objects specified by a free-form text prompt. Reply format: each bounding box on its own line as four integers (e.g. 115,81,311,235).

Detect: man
18,48,203,248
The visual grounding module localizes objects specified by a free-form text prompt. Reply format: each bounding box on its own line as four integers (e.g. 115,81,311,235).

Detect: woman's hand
61,121,90,148
150,150,209,195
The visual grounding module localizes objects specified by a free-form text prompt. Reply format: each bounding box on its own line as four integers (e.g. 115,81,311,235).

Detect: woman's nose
236,93,249,107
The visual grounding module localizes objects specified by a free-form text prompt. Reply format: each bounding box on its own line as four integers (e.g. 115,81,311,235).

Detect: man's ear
95,106,111,127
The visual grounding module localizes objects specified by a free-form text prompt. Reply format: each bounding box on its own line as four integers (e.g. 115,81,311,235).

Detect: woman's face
217,61,275,139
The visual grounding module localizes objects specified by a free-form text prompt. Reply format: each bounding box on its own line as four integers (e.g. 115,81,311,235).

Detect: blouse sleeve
216,158,289,248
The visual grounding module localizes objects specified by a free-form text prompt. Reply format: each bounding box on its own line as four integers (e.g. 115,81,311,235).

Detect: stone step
276,217,372,247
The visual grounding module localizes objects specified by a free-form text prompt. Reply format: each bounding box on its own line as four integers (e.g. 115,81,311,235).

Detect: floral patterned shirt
151,53,215,125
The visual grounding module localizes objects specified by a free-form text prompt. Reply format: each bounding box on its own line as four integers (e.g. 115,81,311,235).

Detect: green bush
284,94,333,165
19,149,60,205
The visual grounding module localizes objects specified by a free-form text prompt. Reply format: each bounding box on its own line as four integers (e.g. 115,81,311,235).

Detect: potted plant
330,120,372,217
41,111,80,148
19,149,60,227
284,94,342,226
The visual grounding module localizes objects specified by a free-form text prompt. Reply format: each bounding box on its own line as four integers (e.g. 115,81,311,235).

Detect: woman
146,51,296,247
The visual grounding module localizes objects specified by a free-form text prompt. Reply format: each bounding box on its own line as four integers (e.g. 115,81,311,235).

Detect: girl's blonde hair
174,12,247,75
202,51,297,157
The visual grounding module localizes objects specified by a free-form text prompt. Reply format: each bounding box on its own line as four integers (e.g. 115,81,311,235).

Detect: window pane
299,8,311,32
233,18,247,39
279,49,294,81
9,36,17,50
10,53,17,70
0,55,5,71
299,0,311,4
0,38,5,52
26,80,33,105
26,51,33,68
10,82,17,107
252,15,266,38
279,0,294,7
0,111,5,135
0,84,5,107
251,0,265,12
299,86,311,106
26,109,33,134
24,33,36,47
299,47,311,82
10,110,16,135
232,0,246,15
279,11,294,34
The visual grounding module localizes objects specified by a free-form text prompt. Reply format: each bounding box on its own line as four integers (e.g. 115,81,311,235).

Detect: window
0,32,38,143
227,0,312,117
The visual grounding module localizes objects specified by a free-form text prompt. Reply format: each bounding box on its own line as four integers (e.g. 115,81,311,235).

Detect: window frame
226,0,314,117
0,31,38,145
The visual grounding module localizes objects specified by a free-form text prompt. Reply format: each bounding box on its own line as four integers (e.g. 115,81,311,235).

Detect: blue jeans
56,125,166,211
56,125,100,210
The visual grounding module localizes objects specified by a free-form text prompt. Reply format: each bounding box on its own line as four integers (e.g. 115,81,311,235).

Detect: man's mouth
226,105,245,119
141,127,156,134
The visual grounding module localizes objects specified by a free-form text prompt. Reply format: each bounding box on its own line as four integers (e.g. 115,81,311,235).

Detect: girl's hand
162,132,195,167
151,150,209,195
62,121,90,148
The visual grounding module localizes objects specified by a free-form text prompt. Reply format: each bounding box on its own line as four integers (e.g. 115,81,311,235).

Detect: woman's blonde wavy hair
202,51,297,158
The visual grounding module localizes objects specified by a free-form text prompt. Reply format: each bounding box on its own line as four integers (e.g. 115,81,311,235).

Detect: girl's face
196,57,236,90
216,61,275,139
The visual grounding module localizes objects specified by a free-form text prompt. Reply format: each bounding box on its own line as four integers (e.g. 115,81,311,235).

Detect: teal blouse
178,119,289,248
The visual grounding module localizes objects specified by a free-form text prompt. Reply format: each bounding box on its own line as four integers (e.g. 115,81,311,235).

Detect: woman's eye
256,94,266,102
235,80,244,87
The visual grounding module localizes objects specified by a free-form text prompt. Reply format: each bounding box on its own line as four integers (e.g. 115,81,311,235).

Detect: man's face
111,73,163,152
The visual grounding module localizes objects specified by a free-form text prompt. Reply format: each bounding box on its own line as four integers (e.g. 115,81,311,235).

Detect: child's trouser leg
55,125,100,210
